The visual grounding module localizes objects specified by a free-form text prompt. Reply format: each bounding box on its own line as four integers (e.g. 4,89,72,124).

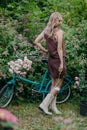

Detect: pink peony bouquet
0,109,18,130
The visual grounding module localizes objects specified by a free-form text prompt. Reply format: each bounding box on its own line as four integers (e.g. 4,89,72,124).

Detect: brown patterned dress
44,34,66,79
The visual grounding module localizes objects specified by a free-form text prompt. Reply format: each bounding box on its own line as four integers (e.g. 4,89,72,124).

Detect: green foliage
0,18,17,78
63,20,87,77
63,20,87,100
0,0,87,100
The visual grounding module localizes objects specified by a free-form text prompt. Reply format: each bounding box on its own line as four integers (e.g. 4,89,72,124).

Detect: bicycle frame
7,69,74,95
7,70,51,94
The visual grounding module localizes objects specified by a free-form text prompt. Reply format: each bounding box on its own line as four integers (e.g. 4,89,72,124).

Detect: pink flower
75,81,80,86
0,109,18,126
73,81,80,88
74,77,79,80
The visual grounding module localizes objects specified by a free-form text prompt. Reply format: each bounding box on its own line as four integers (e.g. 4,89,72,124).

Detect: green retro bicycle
0,56,75,108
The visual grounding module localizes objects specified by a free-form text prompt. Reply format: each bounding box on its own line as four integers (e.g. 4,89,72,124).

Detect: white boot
39,93,54,115
50,96,62,114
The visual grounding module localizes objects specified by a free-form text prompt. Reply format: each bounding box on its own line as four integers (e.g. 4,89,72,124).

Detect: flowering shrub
0,109,18,130
62,20,87,99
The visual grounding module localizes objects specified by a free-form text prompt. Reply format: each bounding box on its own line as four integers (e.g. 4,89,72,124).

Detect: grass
7,99,87,130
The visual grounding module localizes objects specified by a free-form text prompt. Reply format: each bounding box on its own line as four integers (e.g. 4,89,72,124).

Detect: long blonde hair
44,12,62,38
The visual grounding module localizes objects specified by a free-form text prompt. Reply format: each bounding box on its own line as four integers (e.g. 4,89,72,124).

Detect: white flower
10,65,15,70
14,70,21,74
8,61,15,67
9,69,14,74
15,59,23,65
14,63,22,68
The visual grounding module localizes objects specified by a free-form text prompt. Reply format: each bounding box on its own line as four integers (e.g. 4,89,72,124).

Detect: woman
34,12,66,115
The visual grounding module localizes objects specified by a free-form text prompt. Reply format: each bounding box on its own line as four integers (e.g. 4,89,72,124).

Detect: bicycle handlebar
12,44,48,63
12,44,39,58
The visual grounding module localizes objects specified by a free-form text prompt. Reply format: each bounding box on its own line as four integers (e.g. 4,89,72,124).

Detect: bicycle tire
56,87,71,104
0,83,14,108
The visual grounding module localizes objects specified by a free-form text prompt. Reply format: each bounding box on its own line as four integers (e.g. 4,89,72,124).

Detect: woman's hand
44,49,48,53
59,64,63,73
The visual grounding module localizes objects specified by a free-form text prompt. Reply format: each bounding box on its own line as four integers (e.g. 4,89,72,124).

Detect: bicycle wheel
56,87,71,104
56,79,71,104
0,83,14,108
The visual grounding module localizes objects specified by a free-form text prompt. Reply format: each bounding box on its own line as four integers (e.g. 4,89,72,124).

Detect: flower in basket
0,109,18,130
8,56,32,76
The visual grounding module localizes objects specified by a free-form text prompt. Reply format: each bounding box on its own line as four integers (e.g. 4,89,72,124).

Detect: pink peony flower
74,76,79,81
75,81,80,86
73,81,80,89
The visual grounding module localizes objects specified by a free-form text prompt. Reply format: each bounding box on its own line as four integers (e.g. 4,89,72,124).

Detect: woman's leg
39,93,54,115
50,78,63,96
50,78,63,114
38,78,55,115
39,78,63,115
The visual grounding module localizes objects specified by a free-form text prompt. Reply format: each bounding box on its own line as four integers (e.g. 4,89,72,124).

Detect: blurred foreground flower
0,109,18,130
